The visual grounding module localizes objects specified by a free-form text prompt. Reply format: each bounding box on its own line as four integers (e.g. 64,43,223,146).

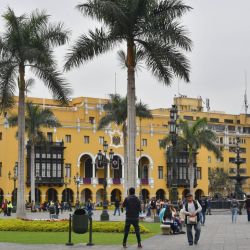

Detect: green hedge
0,219,150,234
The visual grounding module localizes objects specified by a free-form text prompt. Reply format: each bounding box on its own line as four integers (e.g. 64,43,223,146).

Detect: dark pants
186,223,201,244
247,209,250,221
113,207,120,216
123,219,141,245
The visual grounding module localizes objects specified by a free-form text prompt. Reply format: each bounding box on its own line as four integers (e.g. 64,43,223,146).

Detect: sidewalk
0,214,250,250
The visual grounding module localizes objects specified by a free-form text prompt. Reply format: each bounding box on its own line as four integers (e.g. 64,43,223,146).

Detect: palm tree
8,102,61,207
161,118,221,195
64,0,192,188
0,8,71,218
98,94,152,192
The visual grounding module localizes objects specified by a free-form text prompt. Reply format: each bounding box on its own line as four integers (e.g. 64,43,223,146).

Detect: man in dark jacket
122,187,142,248
245,195,250,222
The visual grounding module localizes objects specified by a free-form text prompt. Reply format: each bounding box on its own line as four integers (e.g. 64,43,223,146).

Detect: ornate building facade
0,96,250,204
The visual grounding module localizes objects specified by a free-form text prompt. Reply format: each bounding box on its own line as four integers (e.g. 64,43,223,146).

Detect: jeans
113,207,120,216
186,223,201,244
232,208,238,223
200,211,206,224
123,219,141,245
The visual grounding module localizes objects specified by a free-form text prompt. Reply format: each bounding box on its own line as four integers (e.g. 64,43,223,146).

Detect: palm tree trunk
189,158,194,195
30,142,35,206
16,64,26,218
122,123,128,197
126,39,136,189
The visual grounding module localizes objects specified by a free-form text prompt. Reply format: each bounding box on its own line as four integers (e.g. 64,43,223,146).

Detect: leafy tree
8,102,61,206
208,169,234,197
98,94,152,191
0,8,71,218
161,118,221,195
64,0,192,188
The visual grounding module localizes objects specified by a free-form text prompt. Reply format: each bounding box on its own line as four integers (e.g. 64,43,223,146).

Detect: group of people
1,199,13,216
121,189,204,248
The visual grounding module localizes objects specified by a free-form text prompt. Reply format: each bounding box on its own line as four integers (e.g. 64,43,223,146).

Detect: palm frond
136,101,152,119
64,28,120,71
77,0,129,29
0,63,17,111
31,66,71,105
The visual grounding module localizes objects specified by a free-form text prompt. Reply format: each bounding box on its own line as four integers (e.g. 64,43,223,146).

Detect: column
92,163,96,178
107,163,110,179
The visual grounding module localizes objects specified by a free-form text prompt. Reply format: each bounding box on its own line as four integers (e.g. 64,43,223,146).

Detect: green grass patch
0,222,160,245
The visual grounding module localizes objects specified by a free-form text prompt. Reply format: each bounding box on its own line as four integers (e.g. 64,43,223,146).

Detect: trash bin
72,209,89,234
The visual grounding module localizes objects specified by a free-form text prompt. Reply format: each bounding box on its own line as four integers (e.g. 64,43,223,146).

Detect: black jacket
123,195,141,220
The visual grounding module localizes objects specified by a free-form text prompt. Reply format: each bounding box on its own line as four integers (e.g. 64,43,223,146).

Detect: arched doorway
112,155,122,179
182,189,190,199
28,188,41,203
111,189,122,202
156,189,166,200
142,189,150,202
96,188,104,203
80,154,93,178
0,188,4,204
138,157,150,179
46,188,58,202
81,188,92,202
62,188,74,203
195,189,204,200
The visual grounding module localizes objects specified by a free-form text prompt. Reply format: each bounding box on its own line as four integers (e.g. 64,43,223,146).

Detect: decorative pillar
92,163,96,178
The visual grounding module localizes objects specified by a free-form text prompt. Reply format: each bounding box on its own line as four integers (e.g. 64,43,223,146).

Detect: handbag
187,216,197,224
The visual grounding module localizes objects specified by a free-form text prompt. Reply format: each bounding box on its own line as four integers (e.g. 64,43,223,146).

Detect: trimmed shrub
0,219,150,233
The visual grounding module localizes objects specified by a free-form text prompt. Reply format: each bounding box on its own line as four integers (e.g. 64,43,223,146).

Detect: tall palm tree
8,102,61,206
64,0,192,188
0,8,71,218
98,94,152,192
161,118,221,195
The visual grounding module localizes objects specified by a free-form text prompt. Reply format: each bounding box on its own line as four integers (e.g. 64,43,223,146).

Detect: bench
160,224,172,235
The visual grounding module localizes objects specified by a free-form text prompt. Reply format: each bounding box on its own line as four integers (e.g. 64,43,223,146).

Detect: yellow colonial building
0,95,250,204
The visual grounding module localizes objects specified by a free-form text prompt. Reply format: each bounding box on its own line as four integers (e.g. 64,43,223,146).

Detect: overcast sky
1,0,250,114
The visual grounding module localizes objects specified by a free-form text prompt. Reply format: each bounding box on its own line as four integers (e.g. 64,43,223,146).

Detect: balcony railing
26,177,64,186
141,178,149,185
83,178,92,184
112,178,121,185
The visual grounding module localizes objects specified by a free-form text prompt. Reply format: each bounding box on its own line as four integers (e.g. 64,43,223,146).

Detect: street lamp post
73,173,80,202
137,117,144,202
168,105,178,205
8,163,18,206
97,141,114,221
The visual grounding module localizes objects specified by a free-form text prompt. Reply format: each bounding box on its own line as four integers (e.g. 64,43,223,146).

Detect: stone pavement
0,214,250,250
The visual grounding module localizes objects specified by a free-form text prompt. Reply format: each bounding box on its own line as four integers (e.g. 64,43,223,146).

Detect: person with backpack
184,193,202,246
231,198,240,223
122,187,142,248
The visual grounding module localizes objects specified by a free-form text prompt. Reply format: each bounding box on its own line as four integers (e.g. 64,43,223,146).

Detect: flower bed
0,219,150,233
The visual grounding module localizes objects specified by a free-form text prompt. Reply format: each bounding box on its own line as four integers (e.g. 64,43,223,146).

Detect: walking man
122,187,142,248
113,198,120,216
184,193,202,246
245,195,250,222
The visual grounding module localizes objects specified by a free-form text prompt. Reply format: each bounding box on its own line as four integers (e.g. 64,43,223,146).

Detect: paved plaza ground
0,211,250,250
